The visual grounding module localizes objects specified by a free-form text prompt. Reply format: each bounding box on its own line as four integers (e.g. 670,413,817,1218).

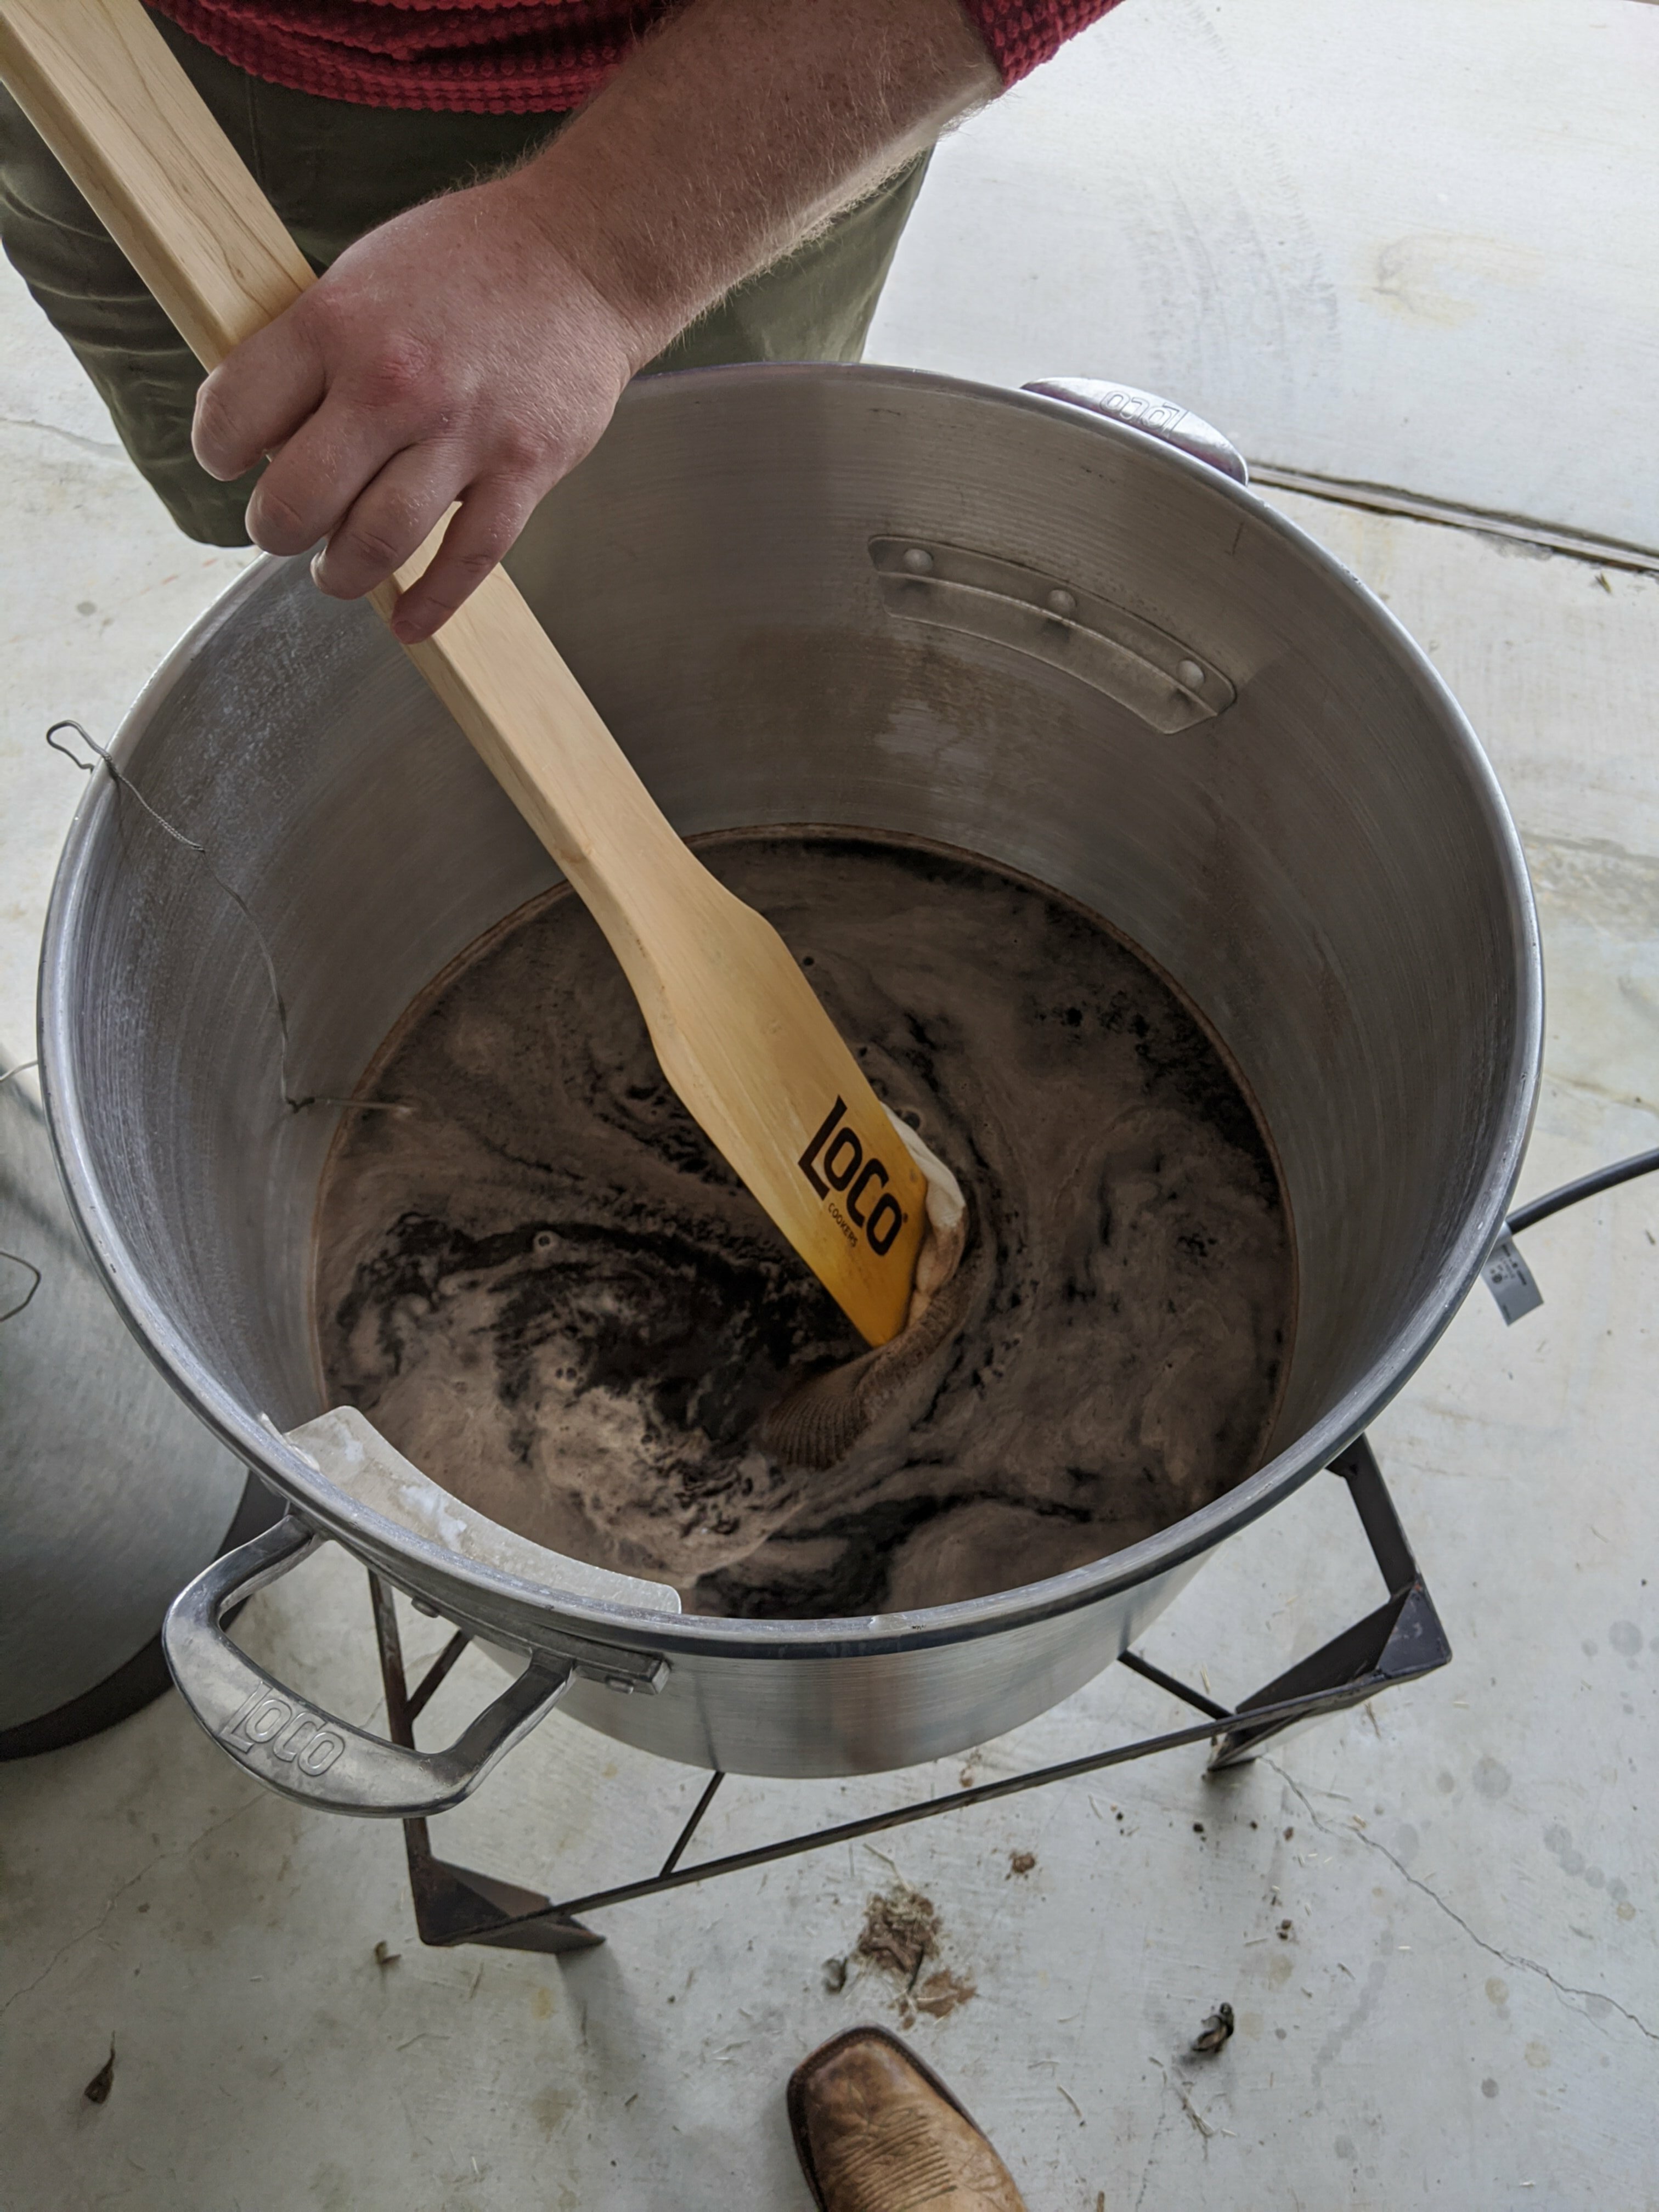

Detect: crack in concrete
0,1792,262,2021
0,1899,126,2021
1148,2057,1215,2155
3,1650,466,2034
1266,1760,1658,2044
0,413,123,457
1130,2092,1175,2211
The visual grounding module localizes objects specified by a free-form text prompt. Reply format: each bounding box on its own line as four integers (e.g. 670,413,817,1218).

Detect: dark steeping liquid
313,832,1294,1617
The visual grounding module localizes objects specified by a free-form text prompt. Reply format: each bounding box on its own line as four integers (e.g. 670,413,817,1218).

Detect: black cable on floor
1507,1145,1659,1237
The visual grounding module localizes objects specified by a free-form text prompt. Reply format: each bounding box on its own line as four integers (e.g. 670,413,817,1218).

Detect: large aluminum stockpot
40,367,1539,1816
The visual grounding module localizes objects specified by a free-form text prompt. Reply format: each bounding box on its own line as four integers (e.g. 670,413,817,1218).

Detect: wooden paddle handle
0,0,690,930
0,0,932,1344
0,0,311,363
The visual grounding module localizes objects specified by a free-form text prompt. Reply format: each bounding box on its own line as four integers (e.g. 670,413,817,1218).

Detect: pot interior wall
47,369,1533,1564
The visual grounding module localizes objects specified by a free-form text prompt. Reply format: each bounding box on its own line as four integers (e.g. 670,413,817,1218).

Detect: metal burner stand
370,1436,1447,1957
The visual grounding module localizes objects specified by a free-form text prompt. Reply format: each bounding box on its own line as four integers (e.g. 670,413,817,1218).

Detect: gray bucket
0,1059,263,1755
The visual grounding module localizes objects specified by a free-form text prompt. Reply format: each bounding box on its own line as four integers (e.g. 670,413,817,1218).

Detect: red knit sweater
148,2,1121,115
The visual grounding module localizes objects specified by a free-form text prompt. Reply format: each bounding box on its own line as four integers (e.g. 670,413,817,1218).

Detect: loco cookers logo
222,1685,347,1777
798,1097,906,1257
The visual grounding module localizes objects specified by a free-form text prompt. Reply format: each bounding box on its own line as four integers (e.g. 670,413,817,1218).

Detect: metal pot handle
162,1515,574,1818
1022,379,1250,486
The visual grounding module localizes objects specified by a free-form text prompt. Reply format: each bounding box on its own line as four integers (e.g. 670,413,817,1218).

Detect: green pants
0,11,928,546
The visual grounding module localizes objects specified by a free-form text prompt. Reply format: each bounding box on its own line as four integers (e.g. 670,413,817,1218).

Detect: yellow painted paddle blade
385,578,929,1345
635,884,930,1348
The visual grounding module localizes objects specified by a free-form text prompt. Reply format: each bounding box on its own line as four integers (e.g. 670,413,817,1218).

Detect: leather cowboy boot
787,2025,1030,2211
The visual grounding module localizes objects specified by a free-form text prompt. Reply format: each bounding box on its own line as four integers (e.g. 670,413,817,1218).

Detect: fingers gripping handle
162,1517,574,1818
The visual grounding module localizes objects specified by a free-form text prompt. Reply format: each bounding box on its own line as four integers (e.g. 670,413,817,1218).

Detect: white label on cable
1483,1232,1543,1325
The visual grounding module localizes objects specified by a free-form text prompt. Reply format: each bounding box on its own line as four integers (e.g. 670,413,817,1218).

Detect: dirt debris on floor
909,1967,978,2022
1190,2003,1235,2056
82,2045,114,2105
856,1883,940,1984
854,1883,978,2026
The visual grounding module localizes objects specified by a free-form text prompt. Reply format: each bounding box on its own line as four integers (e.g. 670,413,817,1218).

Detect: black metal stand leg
369,1575,603,1954
1206,1436,1452,1768
364,1433,1451,1951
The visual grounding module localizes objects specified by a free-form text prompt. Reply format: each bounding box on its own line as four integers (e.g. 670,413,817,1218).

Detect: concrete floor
870,0,1659,552
3,10,1658,2207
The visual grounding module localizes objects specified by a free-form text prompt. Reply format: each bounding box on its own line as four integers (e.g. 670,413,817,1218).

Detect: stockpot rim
38,362,1543,1663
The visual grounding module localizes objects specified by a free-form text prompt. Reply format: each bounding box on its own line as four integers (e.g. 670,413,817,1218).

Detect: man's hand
191,176,645,644
190,0,1000,642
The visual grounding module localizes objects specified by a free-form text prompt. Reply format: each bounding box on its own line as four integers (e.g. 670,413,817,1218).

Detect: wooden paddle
0,0,929,1345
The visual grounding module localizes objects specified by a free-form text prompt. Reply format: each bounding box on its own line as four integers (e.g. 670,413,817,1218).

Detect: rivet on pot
900,546,934,574
1046,588,1077,618
1177,658,1207,691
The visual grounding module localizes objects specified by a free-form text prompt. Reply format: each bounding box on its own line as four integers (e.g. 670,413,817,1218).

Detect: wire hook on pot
42,720,409,1124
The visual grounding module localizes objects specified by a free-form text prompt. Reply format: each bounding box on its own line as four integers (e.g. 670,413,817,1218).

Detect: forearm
507,0,1002,371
